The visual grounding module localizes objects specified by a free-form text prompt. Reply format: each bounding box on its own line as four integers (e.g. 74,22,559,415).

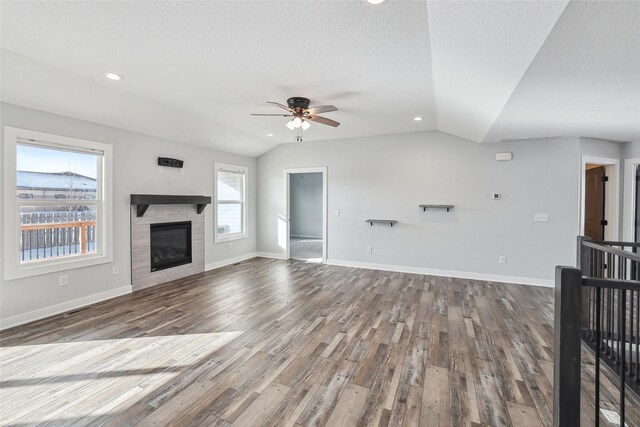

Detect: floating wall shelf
419,204,454,212
366,219,398,227
130,194,212,217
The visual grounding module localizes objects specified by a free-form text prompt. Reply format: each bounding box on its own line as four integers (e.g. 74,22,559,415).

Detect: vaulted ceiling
1,1,638,157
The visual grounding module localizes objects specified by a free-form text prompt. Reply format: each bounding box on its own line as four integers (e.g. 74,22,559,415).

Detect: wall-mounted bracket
366,219,398,227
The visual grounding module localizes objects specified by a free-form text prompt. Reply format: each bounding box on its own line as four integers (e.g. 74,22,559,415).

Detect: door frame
283,167,328,262
580,155,619,241
622,157,640,242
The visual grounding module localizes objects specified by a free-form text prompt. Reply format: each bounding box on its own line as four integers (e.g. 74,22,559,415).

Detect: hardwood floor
1,258,638,426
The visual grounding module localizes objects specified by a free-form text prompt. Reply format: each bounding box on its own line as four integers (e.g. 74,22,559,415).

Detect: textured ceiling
484,0,640,143
1,1,638,157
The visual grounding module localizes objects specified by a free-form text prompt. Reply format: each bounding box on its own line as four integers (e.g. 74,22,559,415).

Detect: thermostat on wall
158,157,184,168
496,152,513,161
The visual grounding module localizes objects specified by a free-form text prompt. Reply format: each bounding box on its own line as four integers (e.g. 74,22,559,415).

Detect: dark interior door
584,165,606,240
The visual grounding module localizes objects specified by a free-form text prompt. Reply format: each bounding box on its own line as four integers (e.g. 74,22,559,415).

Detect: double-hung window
3,127,113,279
214,163,247,242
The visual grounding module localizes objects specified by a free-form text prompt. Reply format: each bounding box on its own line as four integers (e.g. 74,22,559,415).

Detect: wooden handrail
582,239,640,263
20,220,96,254
19,220,96,231
590,240,640,248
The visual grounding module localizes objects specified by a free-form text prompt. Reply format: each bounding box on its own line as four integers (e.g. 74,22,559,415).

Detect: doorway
581,156,619,241
284,167,327,262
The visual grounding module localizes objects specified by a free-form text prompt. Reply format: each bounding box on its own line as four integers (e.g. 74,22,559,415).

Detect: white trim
290,234,323,239
257,252,286,259
205,252,257,271
623,158,640,242
0,285,132,330
3,127,114,280
580,155,620,240
326,259,554,288
283,167,328,263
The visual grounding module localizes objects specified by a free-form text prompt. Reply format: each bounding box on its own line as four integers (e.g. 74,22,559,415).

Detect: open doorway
581,156,619,241
284,167,327,262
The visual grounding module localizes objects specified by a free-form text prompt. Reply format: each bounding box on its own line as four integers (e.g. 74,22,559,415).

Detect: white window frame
214,162,248,243
3,127,113,280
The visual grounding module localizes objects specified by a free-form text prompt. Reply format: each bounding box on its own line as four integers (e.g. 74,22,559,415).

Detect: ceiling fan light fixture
292,117,303,128
301,120,311,130
286,120,296,130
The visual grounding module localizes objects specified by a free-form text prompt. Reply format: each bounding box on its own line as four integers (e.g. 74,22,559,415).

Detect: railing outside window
19,211,97,262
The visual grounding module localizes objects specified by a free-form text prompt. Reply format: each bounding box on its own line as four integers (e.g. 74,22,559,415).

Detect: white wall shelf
419,204,454,212
366,219,398,227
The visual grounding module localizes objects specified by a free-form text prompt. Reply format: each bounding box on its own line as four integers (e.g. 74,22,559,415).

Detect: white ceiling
1,1,638,157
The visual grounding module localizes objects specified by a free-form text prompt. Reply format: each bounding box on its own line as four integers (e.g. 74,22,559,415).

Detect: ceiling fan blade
266,101,292,112
305,105,337,115
250,113,292,116
306,115,340,127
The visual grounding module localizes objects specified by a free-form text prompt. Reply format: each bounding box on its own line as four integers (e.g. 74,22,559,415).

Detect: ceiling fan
251,97,340,141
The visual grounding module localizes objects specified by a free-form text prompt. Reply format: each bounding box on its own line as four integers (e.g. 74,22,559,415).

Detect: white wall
0,103,257,326
580,137,623,160
257,131,581,285
622,140,640,160
290,173,323,238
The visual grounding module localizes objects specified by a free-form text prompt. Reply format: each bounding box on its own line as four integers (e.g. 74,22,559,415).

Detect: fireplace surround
130,199,206,290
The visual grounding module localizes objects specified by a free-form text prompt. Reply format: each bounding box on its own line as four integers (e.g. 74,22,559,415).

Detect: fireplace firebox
150,221,192,272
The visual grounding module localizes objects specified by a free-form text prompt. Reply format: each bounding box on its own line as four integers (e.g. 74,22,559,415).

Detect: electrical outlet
227,242,232,250
158,166,164,174
180,168,185,176
366,246,373,254
112,265,119,275
499,256,506,264
59,274,68,287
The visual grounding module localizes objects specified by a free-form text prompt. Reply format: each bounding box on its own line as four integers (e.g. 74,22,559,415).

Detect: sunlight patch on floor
0,331,243,425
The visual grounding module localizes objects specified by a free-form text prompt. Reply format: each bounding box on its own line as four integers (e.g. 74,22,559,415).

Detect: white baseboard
257,252,286,260
326,259,554,288
205,252,258,271
0,285,132,331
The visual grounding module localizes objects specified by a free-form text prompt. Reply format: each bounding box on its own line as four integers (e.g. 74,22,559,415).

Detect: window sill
4,253,113,281
215,234,248,244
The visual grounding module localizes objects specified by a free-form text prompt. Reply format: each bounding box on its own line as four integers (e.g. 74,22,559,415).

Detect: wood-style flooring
1,258,638,426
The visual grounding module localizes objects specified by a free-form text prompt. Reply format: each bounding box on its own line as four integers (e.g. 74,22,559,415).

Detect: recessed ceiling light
413,116,423,121
103,72,124,81
267,133,274,137
366,0,387,4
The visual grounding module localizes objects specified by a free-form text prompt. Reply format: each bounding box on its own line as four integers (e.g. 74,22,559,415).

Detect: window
214,163,247,242
3,127,113,279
